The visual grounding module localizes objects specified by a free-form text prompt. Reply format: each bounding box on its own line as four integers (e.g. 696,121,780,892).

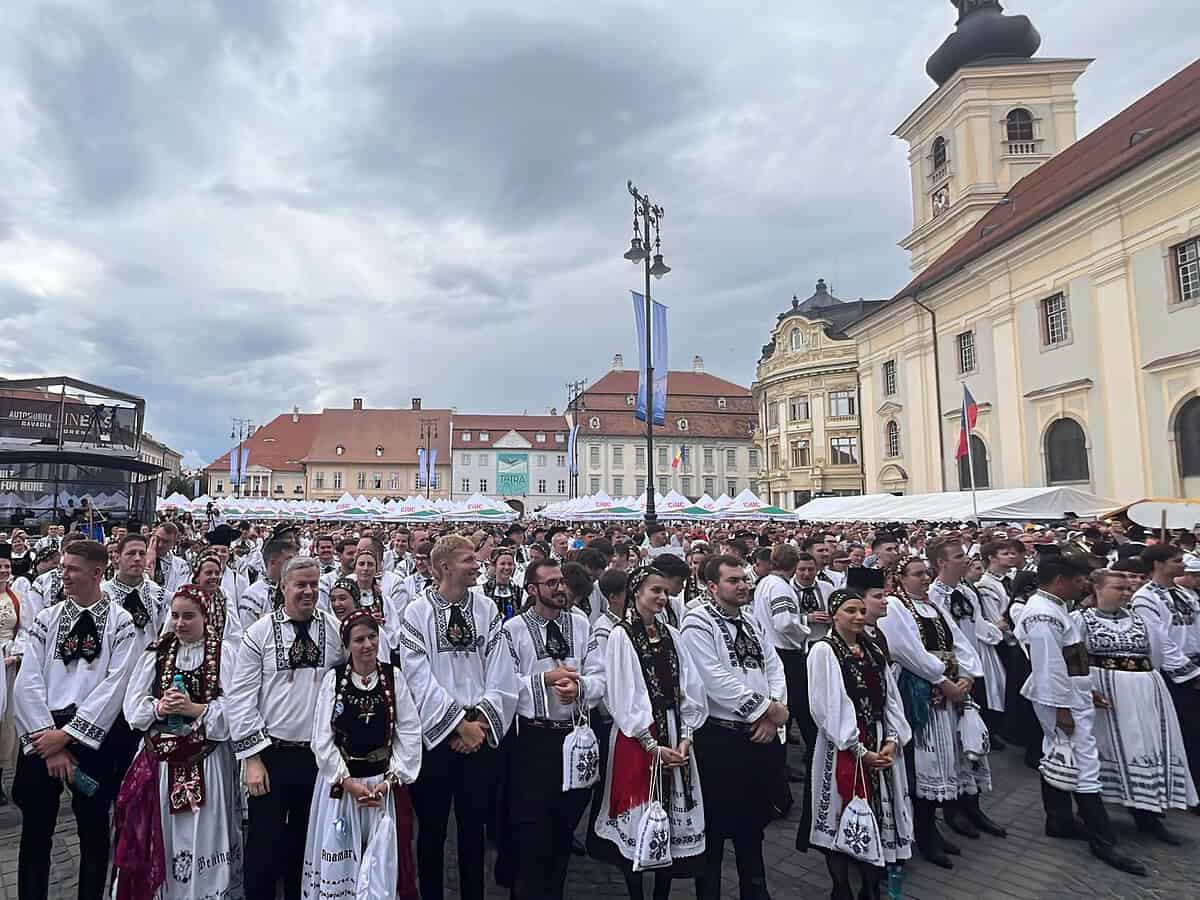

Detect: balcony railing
1005,140,1039,156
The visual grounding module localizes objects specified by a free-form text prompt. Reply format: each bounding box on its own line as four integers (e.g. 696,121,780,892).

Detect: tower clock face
932,185,951,217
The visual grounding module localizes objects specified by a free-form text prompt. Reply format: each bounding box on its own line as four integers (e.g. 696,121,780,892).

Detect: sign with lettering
496,452,529,496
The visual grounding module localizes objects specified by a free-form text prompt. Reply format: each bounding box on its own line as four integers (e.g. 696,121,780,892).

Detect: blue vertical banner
416,447,426,488
631,291,668,426
429,448,438,489
229,448,239,487
567,424,580,476
240,448,250,486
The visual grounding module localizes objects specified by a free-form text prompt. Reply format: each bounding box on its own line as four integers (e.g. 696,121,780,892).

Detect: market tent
718,489,798,521
445,493,519,523
792,486,1120,523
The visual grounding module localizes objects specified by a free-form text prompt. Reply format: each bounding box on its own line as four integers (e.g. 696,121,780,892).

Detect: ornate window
716,397,727,409
829,391,856,417
957,436,990,489
1046,419,1090,484
829,436,859,466
335,444,344,456
1177,397,1200,485
589,416,601,429
1006,108,1034,142
956,331,977,374
1172,238,1200,304
882,360,897,397
677,418,689,431
885,420,901,458
789,395,810,421
1040,293,1071,346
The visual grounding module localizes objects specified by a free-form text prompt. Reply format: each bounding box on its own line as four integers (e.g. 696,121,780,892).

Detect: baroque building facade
845,2,1200,500
753,280,886,508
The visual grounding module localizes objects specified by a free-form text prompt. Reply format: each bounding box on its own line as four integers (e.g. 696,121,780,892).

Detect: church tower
895,1,1091,273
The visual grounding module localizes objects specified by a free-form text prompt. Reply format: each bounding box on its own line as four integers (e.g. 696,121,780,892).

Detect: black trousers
244,745,318,900
778,647,816,834
410,738,497,900
507,724,591,900
693,723,780,900
1167,677,1200,792
14,726,125,900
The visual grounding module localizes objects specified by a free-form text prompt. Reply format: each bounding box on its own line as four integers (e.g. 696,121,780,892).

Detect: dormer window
589,416,601,429
716,397,727,410
535,432,546,442
375,445,384,457
335,444,345,456
790,328,804,351
479,431,489,441
625,394,636,406
462,432,472,441
677,418,689,431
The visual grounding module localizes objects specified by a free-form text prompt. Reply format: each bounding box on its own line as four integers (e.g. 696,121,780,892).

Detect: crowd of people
0,511,1197,900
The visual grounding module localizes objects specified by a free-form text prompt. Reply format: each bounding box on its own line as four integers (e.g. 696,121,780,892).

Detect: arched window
1045,418,1089,484
932,136,947,171
957,436,990,490
885,420,901,458
790,328,803,351
1176,397,1200,492
1006,108,1034,142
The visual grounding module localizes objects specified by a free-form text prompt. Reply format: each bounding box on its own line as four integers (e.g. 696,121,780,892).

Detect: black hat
206,524,241,547
845,567,885,592
506,523,525,535
270,522,299,543
1033,543,1062,558
827,588,864,616
1115,542,1147,561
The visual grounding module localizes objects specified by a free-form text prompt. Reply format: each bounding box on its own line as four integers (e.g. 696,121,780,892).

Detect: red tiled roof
206,413,321,473
578,370,756,440
880,58,1200,311
451,414,569,449
303,408,452,464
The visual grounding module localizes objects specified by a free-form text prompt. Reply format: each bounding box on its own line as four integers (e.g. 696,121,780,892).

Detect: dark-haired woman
115,585,241,900
806,589,912,900
302,609,422,900
594,566,708,900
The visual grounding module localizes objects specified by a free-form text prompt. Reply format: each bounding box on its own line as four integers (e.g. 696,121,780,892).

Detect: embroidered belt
343,747,390,779
704,718,753,734
1090,655,1153,672
269,738,311,750
519,716,574,732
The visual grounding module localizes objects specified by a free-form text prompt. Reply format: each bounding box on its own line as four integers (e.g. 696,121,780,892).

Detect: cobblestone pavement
2,747,1195,899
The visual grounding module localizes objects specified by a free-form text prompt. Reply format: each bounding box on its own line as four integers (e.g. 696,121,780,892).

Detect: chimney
692,355,705,373
411,397,421,410
613,353,624,371
292,405,299,423
352,398,363,411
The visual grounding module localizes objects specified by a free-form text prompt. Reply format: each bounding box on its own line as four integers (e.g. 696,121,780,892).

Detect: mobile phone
71,767,100,797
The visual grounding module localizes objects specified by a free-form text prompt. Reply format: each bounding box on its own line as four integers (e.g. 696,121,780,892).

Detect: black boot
936,823,961,856
824,852,855,900
856,866,882,900
962,792,1007,838
1132,809,1183,846
943,799,980,839
913,800,953,869
1041,780,1087,840
1075,794,1148,877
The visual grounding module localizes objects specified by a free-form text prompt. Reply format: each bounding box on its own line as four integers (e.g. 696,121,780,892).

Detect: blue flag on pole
631,291,668,426
429,448,438,489
240,448,250,486
567,424,580,476
416,447,426,489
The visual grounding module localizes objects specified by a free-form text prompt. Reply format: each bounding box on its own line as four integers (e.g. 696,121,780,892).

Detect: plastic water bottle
164,674,192,735
886,863,904,900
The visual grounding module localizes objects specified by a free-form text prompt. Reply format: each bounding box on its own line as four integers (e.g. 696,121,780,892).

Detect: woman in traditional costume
806,588,912,900
189,554,243,646
301,609,422,900
0,546,19,804
481,547,522,621
114,584,242,900
328,577,362,622
594,565,708,900
1076,568,1197,842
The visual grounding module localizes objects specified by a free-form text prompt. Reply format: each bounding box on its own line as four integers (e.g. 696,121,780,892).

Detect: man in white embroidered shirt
501,557,603,898
13,539,139,900
400,534,518,900
227,556,345,900
684,554,787,900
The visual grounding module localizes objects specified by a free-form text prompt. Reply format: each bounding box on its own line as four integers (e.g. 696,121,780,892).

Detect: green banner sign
497,452,530,496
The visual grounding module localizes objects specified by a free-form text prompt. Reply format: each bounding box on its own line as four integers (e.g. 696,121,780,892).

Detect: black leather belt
519,716,574,732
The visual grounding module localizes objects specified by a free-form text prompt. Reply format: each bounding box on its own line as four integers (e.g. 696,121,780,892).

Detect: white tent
792,486,1119,523
445,493,519,523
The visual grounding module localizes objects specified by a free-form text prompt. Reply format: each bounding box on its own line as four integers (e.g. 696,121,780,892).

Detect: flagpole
963,387,980,525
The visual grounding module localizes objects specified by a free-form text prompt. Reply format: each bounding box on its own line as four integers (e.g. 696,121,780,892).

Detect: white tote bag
1039,729,1079,793
632,755,674,872
562,705,601,791
832,760,884,867
958,700,991,761
356,808,398,900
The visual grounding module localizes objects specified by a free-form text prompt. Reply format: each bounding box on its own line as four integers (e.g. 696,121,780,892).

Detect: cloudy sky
1,1,1193,468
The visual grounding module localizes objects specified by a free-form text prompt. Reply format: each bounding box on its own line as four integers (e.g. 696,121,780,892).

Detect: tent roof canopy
793,487,1118,523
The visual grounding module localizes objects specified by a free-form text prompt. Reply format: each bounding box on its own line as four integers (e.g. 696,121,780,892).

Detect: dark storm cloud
0,1,1195,467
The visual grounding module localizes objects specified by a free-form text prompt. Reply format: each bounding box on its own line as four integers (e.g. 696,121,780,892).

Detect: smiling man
227,556,345,900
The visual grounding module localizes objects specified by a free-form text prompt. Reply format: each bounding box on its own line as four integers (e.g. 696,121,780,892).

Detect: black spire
926,1,1041,86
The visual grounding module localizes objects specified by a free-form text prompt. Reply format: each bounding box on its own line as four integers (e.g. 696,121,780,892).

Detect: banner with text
631,291,668,426
497,452,530,496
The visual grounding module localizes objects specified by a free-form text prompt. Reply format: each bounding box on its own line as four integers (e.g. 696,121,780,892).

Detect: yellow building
845,4,1200,500
753,280,887,508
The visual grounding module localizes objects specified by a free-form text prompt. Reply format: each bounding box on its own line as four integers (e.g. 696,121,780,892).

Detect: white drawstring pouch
633,755,674,872
562,705,600,791
832,759,884,867
1039,729,1079,793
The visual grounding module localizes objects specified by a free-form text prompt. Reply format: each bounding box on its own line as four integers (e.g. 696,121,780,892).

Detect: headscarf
826,587,864,616
192,552,223,581
625,563,665,607
172,583,210,614
340,608,379,647
330,576,361,605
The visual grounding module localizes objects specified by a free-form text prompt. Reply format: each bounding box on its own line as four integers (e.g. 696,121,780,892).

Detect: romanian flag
955,385,979,460
671,446,685,469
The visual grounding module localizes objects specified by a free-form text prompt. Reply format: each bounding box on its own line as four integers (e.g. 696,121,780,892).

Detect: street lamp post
565,379,587,500
419,417,438,499
230,418,255,498
624,180,671,527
